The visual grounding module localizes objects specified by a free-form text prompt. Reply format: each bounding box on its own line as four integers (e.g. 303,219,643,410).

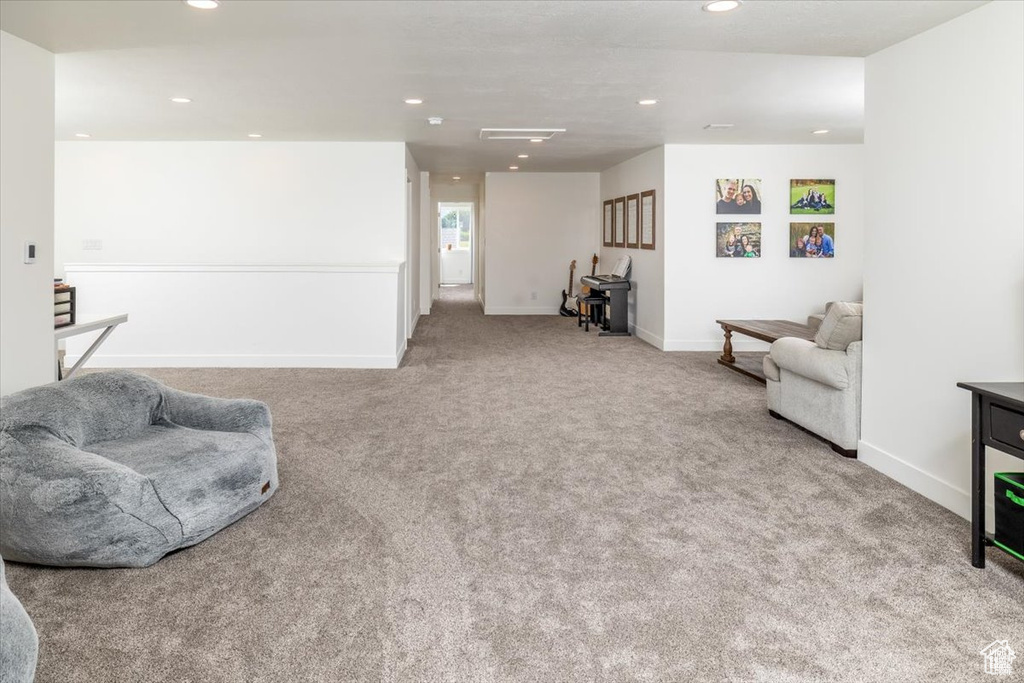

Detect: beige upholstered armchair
763,302,863,457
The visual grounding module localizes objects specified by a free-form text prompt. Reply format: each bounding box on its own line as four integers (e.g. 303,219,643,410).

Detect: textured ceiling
0,0,987,173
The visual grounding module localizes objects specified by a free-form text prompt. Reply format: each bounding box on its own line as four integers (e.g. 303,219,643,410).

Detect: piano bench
576,294,606,332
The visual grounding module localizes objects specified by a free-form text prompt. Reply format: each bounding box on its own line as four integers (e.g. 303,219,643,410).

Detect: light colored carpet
6,285,1022,682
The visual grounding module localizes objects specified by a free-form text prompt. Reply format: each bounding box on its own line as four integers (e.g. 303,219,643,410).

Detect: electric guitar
559,260,577,316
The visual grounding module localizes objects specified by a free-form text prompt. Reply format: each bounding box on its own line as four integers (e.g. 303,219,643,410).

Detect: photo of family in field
790,222,835,258
716,179,762,215
790,179,835,214
717,222,761,258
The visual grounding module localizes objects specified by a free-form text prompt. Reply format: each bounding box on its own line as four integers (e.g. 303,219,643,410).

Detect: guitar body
559,289,575,316
559,260,577,316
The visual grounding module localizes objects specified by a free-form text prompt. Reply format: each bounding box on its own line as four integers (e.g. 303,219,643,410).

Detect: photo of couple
716,179,762,215
717,222,761,258
790,179,835,214
790,223,835,258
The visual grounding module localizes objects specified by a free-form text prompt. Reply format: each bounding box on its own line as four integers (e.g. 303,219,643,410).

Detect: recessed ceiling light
509,166,519,171
452,176,461,181
428,117,443,125
637,99,658,106
75,133,91,138
530,138,543,143
704,123,735,130
404,98,424,105
185,0,219,8
703,0,741,12
812,129,830,135
517,154,529,159
248,133,262,138
170,97,192,104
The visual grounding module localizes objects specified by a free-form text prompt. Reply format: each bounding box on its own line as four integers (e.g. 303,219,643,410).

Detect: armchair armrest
159,387,272,443
769,337,854,390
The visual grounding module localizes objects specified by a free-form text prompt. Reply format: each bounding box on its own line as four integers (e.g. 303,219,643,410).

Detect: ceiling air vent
480,128,566,141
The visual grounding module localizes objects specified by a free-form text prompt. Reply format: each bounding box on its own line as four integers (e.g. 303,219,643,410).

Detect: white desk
54,314,128,380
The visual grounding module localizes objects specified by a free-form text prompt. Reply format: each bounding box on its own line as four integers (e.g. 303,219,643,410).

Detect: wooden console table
715,319,817,383
956,381,1024,568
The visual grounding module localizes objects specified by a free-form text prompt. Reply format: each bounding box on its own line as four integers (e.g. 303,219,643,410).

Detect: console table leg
971,391,985,568
720,326,735,364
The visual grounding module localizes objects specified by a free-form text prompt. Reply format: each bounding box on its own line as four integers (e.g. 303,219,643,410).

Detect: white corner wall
55,141,409,368
0,31,54,395
861,1,1024,527
600,147,665,347
663,144,865,351
418,171,431,316
484,172,600,315
406,146,422,336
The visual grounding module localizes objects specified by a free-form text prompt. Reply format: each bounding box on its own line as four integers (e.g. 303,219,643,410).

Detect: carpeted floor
6,285,1023,682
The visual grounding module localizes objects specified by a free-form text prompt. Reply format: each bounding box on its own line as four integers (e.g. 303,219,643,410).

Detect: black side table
956,381,1024,568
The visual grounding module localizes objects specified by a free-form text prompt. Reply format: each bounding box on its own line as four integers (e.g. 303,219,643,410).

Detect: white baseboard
483,306,560,315
663,339,770,352
630,323,665,350
858,439,995,532
65,354,402,370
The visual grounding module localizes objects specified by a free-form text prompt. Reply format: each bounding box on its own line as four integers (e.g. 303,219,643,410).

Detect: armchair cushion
1,371,278,568
814,301,863,351
770,337,852,390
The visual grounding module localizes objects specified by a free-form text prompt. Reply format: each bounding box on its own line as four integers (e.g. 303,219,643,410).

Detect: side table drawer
990,404,1024,452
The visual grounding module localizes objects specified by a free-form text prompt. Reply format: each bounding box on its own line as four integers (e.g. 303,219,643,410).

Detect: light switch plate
24,241,36,264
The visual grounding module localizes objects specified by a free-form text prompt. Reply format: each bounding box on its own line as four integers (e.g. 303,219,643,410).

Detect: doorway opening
439,202,473,285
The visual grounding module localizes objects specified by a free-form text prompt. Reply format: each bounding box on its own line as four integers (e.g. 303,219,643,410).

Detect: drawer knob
1020,429,1024,442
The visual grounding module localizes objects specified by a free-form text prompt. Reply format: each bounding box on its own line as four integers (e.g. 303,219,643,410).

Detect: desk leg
64,324,118,381
971,391,985,568
720,325,735,364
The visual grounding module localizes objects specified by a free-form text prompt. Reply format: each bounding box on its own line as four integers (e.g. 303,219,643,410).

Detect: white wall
0,32,54,396
56,141,407,267
64,264,407,369
476,179,487,307
55,141,409,369
418,171,431,315
484,173,600,315
663,144,865,351
405,146,421,335
861,1,1024,528
600,147,665,347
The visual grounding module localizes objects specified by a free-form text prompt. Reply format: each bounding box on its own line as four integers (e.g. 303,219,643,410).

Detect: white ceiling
0,0,987,173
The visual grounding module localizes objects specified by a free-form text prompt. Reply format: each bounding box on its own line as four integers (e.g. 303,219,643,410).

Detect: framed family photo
716,179,762,215
717,222,761,258
790,179,835,214
789,222,835,257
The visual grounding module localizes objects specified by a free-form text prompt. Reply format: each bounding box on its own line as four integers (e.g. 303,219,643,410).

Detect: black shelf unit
54,286,76,329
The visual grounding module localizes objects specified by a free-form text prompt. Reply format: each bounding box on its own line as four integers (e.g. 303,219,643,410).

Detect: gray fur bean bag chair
0,556,38,682
0,371,278,568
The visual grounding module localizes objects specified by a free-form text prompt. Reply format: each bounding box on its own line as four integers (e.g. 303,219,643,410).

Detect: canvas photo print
789,222,835,258
790,179,835,214
717,222,761,258
716,179,762,215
